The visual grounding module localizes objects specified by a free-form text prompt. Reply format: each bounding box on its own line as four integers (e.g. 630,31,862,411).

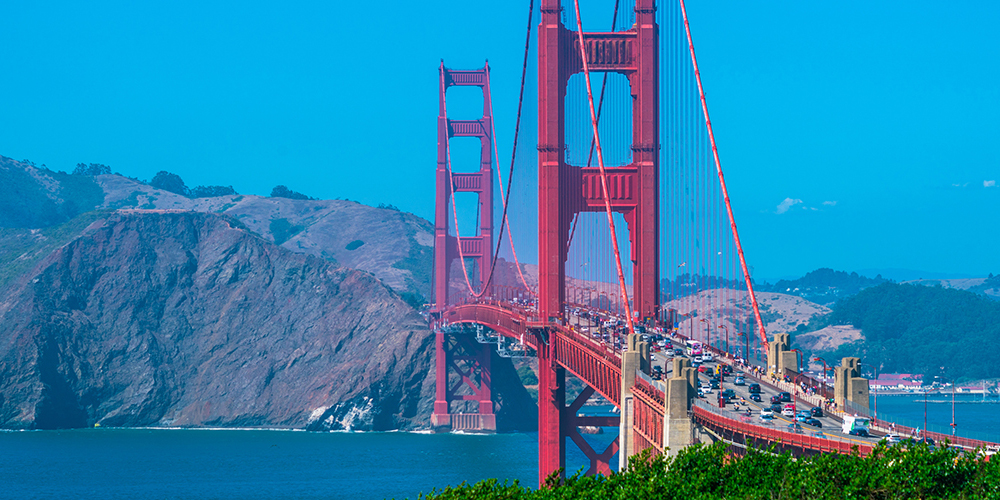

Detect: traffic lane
697,364,881,446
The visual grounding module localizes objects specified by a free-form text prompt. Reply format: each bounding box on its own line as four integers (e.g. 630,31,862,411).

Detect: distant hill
758,268,888,306
0,156,433,301
0,157,104,228
803,283,1000,382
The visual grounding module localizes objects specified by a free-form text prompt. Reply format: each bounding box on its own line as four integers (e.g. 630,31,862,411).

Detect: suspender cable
484,0,536,297
568,0,619,254
440,72,478,296
442,0,536,299
571,0,635,335
679,0,768,350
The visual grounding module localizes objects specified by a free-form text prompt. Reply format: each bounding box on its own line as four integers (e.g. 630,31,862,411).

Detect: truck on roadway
842,415,871,437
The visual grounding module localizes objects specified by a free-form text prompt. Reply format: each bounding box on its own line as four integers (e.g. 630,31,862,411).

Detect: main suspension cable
679,0,768,350
571,0,636,336
483,0,535,296
442,0,537,299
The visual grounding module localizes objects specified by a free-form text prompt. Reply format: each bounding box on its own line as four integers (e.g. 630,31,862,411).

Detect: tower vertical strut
537,0,659,484
431,62,499,432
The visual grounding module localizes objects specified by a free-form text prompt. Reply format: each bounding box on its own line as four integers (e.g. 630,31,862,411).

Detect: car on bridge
702,352,714,362
734,375,745,386
782,405,796,418
804,418,823,428
770,395,781,405
749,393,762,402
760,408,774,420
810,407,824,418
881,433,901,444
721,389,736,401
796,410,811,422
787,422,804,433
778,392,792,402
748,383,761,394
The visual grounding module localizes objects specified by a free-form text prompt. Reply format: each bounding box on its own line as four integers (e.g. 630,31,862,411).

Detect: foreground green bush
417,442,1000,500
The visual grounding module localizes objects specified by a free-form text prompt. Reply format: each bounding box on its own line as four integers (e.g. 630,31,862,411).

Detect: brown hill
96,174,433,298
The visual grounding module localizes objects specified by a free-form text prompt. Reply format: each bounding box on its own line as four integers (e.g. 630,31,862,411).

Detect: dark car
902,437,936,446
710,379,720,389
748,383,761,394
810,407,823,418
722,365,733,375
674,348,683,356
848,428,870,437
722,389,736,400
769,403,783,413
749,393,762,402
770,395,781,405
778,392,792,402
787,422,804,433
804,418,823,428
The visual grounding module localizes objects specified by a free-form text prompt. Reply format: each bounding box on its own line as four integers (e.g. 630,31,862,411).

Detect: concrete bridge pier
834,357,870,411
663,357,695,456
767,333,798,378
618,334,644,469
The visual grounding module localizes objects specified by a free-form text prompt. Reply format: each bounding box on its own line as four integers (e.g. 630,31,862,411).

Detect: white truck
842,415,871,437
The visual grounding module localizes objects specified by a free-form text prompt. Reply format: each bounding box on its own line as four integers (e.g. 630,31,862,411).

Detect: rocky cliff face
0,212,437,430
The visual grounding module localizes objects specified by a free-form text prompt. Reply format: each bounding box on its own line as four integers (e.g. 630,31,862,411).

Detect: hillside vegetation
0,158,104,228
810,283,1000,381
760,268,887,306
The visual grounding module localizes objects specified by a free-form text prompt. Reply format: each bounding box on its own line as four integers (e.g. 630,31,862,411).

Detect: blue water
0,427,621,500
2,398,994,500
873,394,1000,441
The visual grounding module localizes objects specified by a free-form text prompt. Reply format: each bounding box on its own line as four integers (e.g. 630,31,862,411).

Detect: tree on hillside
73,163,112,176
270,185,314,200
190,185,237,198
815,283,1000,380
150,171,189,196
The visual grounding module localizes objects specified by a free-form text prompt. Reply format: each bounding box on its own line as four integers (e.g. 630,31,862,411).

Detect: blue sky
1,1,997,280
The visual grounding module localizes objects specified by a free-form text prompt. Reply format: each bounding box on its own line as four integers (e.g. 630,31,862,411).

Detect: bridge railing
692,400,874,456
841,398,1000,450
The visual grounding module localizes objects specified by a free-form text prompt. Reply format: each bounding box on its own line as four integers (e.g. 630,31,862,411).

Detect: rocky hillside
0,158,537,431
0,157,433,300
0,212,436,430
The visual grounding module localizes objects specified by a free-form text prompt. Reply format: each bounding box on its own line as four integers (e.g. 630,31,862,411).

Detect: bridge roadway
442,301,892,459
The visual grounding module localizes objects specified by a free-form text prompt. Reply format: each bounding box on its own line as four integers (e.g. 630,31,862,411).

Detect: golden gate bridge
427,0,999,486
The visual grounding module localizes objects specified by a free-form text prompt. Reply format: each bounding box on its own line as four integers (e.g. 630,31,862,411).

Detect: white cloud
986,180,997,188
775,198,802,214
822,201,837,206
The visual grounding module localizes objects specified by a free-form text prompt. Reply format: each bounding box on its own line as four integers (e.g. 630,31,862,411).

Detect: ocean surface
2,397,997,500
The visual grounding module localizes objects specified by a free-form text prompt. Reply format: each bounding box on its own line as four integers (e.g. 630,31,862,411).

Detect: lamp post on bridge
718,324,729,357
813,356,830,399
699,318,714,353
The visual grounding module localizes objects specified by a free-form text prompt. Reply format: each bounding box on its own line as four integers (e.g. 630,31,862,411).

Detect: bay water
2,397,996,500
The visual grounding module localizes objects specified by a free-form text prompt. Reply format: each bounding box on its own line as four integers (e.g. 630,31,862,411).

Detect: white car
881,433,901,444
759,408,774,420
699,386,712,395
702,352,714,362
781,407,796,418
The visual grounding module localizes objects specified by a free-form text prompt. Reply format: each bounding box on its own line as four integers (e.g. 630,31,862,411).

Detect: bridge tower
536,0,660,481
431,62,497,432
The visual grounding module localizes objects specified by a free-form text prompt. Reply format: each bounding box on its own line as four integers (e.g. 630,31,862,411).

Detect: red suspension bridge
428,0,998,486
